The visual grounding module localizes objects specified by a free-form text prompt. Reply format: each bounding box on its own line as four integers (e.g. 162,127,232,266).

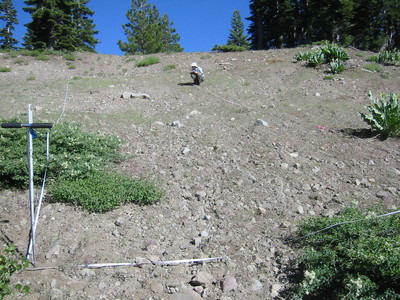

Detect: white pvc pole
27,104,36,265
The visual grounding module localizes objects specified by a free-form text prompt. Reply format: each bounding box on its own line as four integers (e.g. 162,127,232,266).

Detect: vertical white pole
27,104,35,265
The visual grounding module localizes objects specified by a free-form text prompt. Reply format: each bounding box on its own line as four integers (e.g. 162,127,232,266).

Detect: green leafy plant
359,92,400,138
328,59,345,74
49,170,164,213
368,50,400,65
0,120,163,212
294,43,349,73
0,121,123,188
288,207,400,299
136,56,160,67
0,67,11,72
0,244,30,299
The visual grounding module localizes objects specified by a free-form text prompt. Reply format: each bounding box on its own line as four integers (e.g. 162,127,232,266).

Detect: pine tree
0,0,18,50
227,10,249,48
23,0,99,52
118,0,183,55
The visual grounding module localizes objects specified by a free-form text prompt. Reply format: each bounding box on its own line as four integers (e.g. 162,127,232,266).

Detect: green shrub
63,53,76,61
289,207,400,299
0,121,123,188
294,43,349,73
368,50,400,65
0,244,30,298
136,56,160,67
0,120,163,212
328,59,345,74
212,44,248,52
49,170,164,213
0,67,11,72
359,92,400,138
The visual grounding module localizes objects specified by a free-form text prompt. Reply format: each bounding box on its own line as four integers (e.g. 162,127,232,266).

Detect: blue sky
9,0,251,55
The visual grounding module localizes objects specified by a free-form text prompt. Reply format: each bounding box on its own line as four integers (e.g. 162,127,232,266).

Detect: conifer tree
118,0,183,55
227,10,250,48
0,0,18,50
23,0,98,52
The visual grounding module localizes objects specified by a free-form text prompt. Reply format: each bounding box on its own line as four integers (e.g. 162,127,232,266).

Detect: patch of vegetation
26,75,36,81
163,64,176,71
363,63,384,73
63,53,76,61
35,54,50,61
0,244,30,298
359,91,400,138
287,207,400,299
323,75,334,80
0,67,11,72
294,42,349,73
368,50,400,65
13,58,27,65
136,56,160,67
212,44,248,52
0,120,164,212
49,170,164,213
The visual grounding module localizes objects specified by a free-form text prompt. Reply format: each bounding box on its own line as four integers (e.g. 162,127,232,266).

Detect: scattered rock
255,119,269,126
220,276,238,293
190,271,214,288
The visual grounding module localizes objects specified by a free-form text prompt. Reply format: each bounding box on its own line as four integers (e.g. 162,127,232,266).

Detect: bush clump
212,44,248,52
288,207,400,299
49,170,164,213
368,50,400,65
0,120,164,212
0,244,30,298
359,92,400,138
294,42,349,73
136,56,160,67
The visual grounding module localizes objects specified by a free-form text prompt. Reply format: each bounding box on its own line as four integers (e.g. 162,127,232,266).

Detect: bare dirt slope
0,48,399,299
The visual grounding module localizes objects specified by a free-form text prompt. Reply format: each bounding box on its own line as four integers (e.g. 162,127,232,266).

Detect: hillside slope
0,48,399,299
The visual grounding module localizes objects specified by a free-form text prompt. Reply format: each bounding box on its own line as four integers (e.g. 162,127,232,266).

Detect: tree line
0,0,398,54
248,0,399,51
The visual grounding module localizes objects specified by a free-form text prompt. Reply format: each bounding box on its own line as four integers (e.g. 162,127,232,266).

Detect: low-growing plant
26,75,36,81
0,120,163,212
363,63,383,73
49,170,164,213
328,59,345,74
35,54,50,61
359,91,400,138
0,244,30,298
212,44,248,52
0,67,11,72
294,42,349,73
13,58,27,65
288,207,400,299
63,53,76,61
163,64,176,71
0,121,123,188
136,56,160,67
368,49,400,65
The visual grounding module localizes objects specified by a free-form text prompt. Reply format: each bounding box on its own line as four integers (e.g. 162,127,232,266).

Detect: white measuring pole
27,104,36,265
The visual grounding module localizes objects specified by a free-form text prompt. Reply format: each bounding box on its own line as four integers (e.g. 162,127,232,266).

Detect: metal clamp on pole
1,123,53,129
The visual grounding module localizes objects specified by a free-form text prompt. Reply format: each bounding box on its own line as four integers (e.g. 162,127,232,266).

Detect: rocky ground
0,47,399,299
